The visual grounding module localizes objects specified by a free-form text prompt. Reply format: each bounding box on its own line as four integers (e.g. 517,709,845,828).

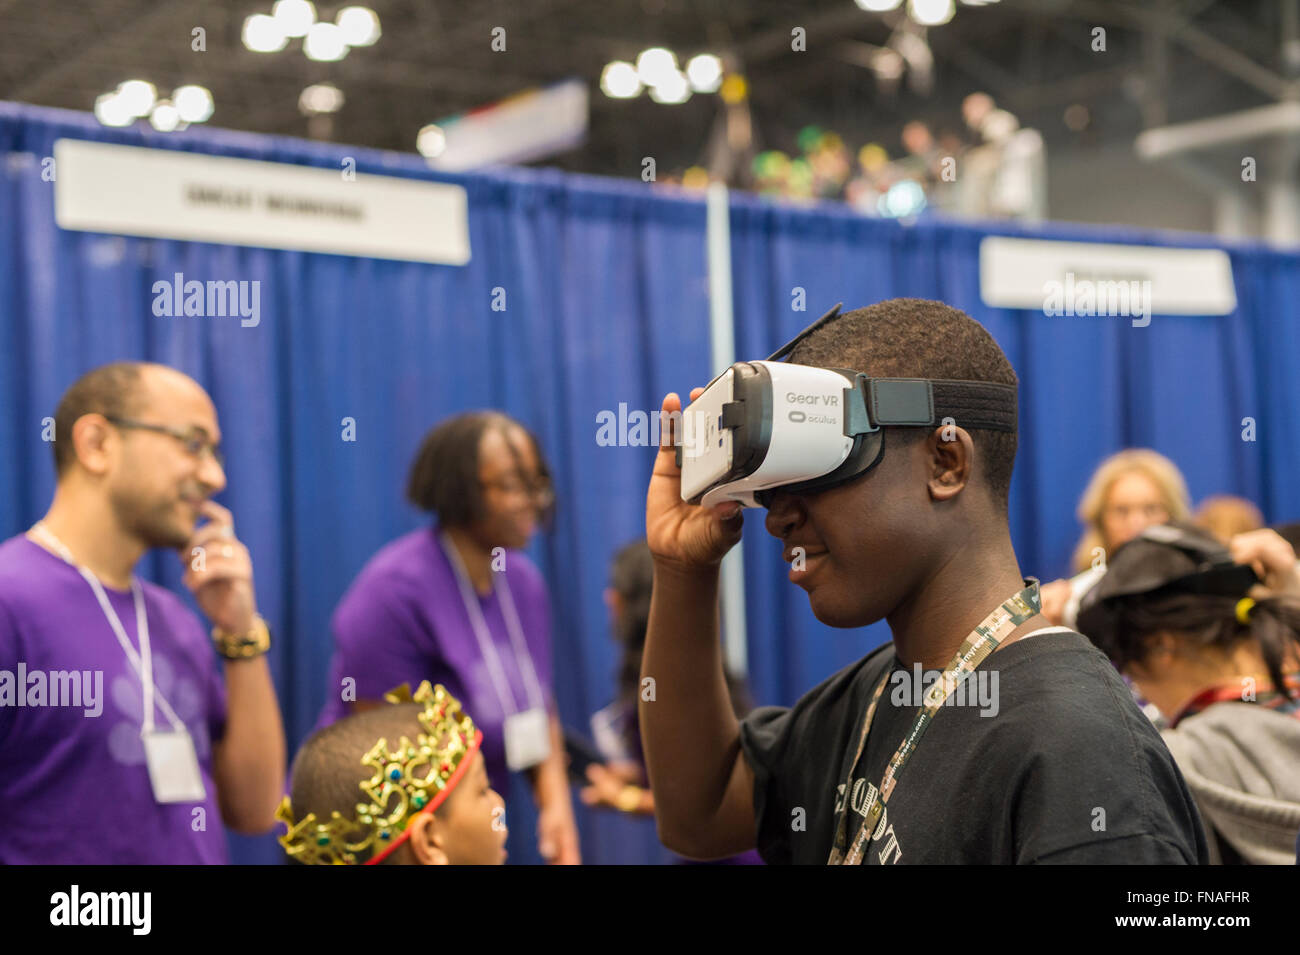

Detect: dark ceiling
0,0,1292,177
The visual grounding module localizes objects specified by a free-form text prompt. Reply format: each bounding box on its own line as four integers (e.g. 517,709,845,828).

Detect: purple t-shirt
0,535,229,864
317,526,554,795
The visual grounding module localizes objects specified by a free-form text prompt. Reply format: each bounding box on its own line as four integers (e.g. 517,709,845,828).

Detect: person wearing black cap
1077,522,1300,864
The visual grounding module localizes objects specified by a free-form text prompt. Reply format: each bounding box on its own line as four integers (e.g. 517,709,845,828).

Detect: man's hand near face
182,500,256,634
639,389,758,860
180,499,286,835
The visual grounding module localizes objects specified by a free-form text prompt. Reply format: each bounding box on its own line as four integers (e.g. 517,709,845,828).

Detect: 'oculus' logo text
787,410,837,425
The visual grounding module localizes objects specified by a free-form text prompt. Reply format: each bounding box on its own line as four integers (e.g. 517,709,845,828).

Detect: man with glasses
0,361,286,863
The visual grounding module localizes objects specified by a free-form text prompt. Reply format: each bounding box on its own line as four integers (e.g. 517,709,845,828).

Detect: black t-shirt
740,628,1209,864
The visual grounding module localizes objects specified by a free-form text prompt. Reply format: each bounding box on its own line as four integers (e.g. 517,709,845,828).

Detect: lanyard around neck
828,580,1042,865
438,529,545,718
28,522,184,735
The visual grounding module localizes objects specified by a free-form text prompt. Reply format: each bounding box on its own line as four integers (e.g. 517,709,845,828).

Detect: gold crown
276,681,481,865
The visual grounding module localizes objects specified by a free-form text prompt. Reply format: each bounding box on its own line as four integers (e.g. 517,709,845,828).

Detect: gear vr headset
678,304,1019,509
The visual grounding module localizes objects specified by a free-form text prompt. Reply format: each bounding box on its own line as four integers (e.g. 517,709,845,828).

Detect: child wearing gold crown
277,682,507,864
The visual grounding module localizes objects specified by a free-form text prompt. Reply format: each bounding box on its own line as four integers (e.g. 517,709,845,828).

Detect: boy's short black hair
789,298,1018,514
406,411,552,526
288,703,434,865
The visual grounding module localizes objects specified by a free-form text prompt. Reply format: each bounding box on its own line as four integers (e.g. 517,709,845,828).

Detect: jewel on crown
276,681,479,865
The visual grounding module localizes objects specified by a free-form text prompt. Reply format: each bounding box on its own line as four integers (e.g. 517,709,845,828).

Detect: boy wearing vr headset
641,298,1207,864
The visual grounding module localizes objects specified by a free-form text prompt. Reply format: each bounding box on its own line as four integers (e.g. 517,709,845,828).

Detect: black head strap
769,304,1017,434
843,376,1017,435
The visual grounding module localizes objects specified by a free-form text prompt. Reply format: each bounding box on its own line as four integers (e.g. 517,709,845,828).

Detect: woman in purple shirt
318,412,579,864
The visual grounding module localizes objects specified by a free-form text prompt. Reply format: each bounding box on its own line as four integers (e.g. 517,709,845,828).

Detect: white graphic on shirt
106,654,210,765
833,777,904,864
872,809,903,865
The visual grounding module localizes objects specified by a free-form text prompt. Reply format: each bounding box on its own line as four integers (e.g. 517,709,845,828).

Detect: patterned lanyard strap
828,580,1041,865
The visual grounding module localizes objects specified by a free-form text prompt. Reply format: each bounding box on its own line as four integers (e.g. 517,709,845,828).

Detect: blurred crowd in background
657,91,1046,221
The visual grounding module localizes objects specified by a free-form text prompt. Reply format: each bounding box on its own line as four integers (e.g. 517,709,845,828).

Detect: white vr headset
678,304,1018,509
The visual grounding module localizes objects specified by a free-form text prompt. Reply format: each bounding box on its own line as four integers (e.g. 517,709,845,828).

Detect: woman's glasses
481,475,555,509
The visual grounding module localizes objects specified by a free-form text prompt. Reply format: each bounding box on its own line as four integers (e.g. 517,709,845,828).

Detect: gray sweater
1161,702,1300,865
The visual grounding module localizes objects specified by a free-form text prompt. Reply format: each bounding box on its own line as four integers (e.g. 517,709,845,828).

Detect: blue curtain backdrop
0,102,709,865
2,101,1298,863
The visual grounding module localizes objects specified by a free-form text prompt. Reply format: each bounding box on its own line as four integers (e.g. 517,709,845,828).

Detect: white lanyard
438,530,545,718
29,523,185,735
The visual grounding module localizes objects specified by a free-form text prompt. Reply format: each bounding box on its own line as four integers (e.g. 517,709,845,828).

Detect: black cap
1076,521,1260,644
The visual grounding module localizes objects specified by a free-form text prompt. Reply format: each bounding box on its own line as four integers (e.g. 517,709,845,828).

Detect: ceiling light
116,79,156,117
243,14,288,53
304,21,348,61
601,61,641,98
336,6,380,46
94,92,133,127
636,47,678,88
300,83,346,114
173,85,213,123
417,124,447,158
909,0,956,26
150,102,181,132
648,70,691,104
686,54,723,93
272,0,316,38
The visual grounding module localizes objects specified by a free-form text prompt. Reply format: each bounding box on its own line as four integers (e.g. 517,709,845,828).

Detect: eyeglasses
481,475,554,508
105,416,225,468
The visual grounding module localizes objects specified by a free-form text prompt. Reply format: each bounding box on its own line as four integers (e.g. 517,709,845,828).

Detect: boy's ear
925,425,973,503
406,811,450,865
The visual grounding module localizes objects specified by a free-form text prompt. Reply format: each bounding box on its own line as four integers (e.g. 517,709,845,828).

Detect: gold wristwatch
212,615,271,660
615,785,643,813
